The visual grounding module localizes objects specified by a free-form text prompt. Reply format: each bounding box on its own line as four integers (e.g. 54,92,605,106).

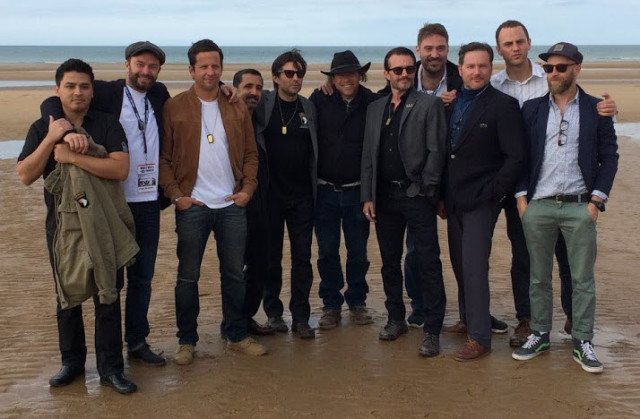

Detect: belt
386,180,409,189
318,179,361,191
542,193,590,203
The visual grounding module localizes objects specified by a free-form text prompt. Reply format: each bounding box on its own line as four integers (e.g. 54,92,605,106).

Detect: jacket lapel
453,86,491,151
399,90,418,135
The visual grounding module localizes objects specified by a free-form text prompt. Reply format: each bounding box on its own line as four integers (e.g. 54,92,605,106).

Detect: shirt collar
416,63,447,94
549,86,580,110
494,59,546,85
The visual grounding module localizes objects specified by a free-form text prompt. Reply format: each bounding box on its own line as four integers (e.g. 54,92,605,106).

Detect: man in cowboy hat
309,50,380,330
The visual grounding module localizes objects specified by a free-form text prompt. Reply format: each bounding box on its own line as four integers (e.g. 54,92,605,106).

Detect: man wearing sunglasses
491,20,618,348
512,43,618,374
361,47,447,356
254,50,319,339
442,42,526,361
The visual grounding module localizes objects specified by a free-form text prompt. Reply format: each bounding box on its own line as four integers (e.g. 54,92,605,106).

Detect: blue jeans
315,184,370,311
124,200,160,350
175,204,248,344
403,233,424,313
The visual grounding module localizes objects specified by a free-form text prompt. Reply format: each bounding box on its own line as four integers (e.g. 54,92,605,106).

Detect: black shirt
265,96,313,201
19,110,128,234
378,90,410,187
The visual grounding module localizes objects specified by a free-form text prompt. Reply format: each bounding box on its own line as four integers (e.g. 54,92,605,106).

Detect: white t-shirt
191,98,236,209
119,86,160,203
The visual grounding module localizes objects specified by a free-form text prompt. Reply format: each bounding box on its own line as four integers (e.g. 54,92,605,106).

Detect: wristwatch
589,200,605,212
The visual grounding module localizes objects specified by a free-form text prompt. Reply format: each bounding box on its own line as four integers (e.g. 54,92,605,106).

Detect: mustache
245,95,259,101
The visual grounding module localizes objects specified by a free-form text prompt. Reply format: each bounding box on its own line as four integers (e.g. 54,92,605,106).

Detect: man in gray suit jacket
254,50,319,339
361,47,447,356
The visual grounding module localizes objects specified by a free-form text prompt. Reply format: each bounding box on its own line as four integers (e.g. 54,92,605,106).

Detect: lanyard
125,86,149,155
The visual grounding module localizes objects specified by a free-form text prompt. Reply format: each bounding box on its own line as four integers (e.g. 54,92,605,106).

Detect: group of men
18,18,618,394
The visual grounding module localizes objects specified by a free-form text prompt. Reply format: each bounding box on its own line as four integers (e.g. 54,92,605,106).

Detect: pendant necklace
202,103,220,144
385,101,395,126
278,95,299,135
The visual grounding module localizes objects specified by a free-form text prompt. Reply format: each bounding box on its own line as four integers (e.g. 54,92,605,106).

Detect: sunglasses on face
388,65,417,75
278,69,305,79
542,63,575,74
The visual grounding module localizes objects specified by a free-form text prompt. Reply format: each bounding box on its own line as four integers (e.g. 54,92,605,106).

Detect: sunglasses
542,63,575,74
388,65,417,75
558,119,569,146
278,69,305,79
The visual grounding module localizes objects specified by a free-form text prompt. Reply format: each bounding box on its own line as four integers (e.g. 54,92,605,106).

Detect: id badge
137,163,157,193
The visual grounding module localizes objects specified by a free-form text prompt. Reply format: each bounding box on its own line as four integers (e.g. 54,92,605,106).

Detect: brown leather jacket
159,85,258,202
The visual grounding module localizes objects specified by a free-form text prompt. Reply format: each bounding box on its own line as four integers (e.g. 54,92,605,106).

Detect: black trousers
263,196,314,324
46,225,124,377
244,208,270,320
375,191,445,334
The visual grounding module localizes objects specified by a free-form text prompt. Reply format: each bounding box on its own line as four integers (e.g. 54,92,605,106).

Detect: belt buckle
391,181,403,189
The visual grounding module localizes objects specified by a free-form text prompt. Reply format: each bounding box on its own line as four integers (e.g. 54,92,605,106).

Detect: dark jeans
263,196,314,324
447,202,500,347
375,191,445,334
46,225,124,377
124,200,160,350
175,204,248,344
403,233,423,313
243,208,269,320
315,184,370,311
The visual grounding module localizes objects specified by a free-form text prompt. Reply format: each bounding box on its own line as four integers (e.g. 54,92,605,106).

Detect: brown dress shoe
443,319,467,333
318,310,341,330
454,339,491,362
350,307,373,325
509,318,531,347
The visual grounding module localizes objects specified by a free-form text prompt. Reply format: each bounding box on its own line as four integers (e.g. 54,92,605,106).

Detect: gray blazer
360,89,447,205
254,89,319,202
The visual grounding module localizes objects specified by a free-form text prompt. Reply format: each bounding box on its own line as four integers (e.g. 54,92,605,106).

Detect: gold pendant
282,126,287,135
207,134,214,144
385,117,392,126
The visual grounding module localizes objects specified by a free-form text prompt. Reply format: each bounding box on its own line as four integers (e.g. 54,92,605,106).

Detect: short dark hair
271,49,307,87
495,20,530,45
188,39,224,66
417,23,449,46
458,42,494,65
55,58,94,87
383,47,416,70
233,68,263,88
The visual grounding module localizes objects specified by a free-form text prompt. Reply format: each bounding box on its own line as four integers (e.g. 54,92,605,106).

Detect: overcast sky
2,0,638,46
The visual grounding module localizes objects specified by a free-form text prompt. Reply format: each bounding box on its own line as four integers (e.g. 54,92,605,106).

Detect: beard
128,73,155,91
548,74,575,95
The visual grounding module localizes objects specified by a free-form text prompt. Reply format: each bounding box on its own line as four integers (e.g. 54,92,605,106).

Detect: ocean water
1,45,640,65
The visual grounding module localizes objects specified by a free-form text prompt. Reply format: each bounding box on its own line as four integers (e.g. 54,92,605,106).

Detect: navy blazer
443,84,526,213
518,86,618,199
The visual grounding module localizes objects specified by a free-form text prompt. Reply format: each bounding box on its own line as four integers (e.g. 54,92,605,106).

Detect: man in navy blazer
442,42,526,361
512,43,618,374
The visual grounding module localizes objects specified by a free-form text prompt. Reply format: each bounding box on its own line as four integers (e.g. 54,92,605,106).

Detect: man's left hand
53,143,77,164
220,85,239,103
226,191,250,207
597,93,617,118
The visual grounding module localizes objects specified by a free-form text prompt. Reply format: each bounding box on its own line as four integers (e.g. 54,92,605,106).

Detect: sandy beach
1,62,640,417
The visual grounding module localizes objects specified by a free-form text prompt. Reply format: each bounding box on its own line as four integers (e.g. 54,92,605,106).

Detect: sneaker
454,339,491,362
268,316,289,333
512,332,550,361
490,316,508,334
318,310,341,330
509,319,531,348
174,344,195,365
292,322,316,339
127,343,167,366
443,319,467,333
350,306,373,325
379,320,408,341
407,311,426,328
227,337,268,356
572,339,603,373
418,332,440,357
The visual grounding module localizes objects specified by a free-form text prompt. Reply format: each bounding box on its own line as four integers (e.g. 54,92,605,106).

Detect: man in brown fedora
310,51,380,329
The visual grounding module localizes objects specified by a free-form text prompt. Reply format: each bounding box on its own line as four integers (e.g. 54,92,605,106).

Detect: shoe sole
228,347,268,356
573,355,604,373
418,349,440,357
454,350,491,362
491,327,508,334
379,330,408,341
318,323,339,330
512,347,549,361
408,322,424,328
127,355,167,367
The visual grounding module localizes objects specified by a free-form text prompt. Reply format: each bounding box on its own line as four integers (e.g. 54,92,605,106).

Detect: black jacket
443,84,526,213
309,85,380,185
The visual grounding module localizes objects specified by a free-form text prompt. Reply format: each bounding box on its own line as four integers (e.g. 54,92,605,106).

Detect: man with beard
361,47,447,356
491,21,618,347
41,41,170,366
512,43,618,374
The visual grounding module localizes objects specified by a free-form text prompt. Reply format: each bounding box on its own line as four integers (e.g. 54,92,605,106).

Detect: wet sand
1,63,640,417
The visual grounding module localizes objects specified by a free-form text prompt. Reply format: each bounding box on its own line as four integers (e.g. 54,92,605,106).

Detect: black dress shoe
418,332,440,357
49,365,85,387
100,372,138,394
128,343,167,366
249,319,276,335
292,322,316,339
379,320,408,341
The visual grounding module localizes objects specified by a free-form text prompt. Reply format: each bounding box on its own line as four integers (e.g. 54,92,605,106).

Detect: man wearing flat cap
512,42,618,374
41,40,170,366
309,50,379,330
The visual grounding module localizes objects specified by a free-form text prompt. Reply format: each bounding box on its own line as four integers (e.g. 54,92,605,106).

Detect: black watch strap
589,199,605,212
